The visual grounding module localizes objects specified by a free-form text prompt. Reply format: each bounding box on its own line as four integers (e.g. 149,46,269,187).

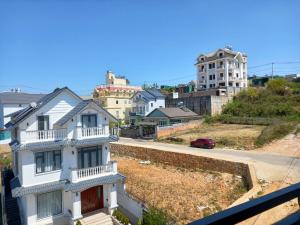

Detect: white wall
18,90,81,132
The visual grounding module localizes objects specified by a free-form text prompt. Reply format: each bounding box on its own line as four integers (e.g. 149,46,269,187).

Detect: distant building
248,75,270,87
144,107,201,127
94,71,142,122
285,73,300,81
0,91,45,142
129,89,165,125
195,46,248,91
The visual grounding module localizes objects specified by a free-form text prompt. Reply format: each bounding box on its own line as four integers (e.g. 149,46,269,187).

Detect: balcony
76,126,109,139
217,65,225,69
69,161,117,182
20,129,67,144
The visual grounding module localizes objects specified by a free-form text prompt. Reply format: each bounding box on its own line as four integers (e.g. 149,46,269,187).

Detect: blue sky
1,0,300,95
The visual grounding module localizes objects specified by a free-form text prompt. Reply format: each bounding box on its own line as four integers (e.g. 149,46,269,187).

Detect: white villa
129,89,165,125
195,46,248,91
7,87,124,225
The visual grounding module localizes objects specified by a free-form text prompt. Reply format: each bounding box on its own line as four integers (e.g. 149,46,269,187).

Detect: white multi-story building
195,47,248,91
7,87,124,225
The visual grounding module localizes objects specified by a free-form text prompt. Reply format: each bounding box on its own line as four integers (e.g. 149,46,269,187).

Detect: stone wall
111,143,253,189
156,120,203,139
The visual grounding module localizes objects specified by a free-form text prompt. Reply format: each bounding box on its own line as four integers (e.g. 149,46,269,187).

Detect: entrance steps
81,210,113,225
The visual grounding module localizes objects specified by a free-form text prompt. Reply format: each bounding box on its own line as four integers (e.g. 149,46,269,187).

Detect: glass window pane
37,191,62,219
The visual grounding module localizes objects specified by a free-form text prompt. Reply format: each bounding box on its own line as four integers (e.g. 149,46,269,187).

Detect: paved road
117,137,300,183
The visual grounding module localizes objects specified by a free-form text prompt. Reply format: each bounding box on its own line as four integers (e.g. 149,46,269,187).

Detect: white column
206,62,209,89
24,194,37,225
72,192,82,221
108,183,118,214
225,59,229,87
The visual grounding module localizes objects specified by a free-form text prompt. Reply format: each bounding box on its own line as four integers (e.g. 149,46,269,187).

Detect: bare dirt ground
112,155,247,225
159,123,265,150
240,132,300,225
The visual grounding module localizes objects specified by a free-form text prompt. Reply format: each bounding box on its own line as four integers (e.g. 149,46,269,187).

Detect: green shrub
255,122,297,146
113,209,130,225
267,78,291,96
143,208,168,225
76,220,82,225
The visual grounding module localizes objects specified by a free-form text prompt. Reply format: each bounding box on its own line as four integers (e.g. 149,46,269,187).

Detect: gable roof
134,89,165,102
54,99,117,126
147,107,199,118
5,87,82,128
0,92,45,104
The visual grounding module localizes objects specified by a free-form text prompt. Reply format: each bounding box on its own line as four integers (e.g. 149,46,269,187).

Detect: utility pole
271,62,274,79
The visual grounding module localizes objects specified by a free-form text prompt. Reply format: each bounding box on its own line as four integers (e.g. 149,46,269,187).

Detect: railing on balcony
20,129,67,143
70,161,117,182
76,127,108,139
188,182,300,225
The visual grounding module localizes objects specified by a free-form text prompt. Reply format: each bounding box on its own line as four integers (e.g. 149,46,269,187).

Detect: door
81,186,104,214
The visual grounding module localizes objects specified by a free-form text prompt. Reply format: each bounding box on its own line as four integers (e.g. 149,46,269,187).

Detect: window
35,150,61,174
219,82,225,87
236,83,240,87
151,103,153,107
229,82,233,87
78,146,102,169
37,115,49,131
37,190,62,219
18,104,22,107
116,100,118,104
210,84,216,88
82,114,97,128
128,100,131,104
229,72,232,77
220,73,224,77
236,73,239,78
213,74,215,80
219,52,223,58
212,63,215,68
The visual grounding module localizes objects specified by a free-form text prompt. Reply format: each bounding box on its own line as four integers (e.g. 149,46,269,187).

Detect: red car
190,138,215,149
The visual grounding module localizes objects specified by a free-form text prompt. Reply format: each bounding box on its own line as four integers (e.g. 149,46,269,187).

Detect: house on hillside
129,89,165,125
6,87,125,225
0,91,45,143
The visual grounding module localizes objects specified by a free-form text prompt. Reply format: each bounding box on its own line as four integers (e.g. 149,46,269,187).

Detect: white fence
117,183,144,224
20,129,67,143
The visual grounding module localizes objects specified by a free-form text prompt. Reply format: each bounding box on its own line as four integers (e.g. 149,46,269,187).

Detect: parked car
190,138,215,149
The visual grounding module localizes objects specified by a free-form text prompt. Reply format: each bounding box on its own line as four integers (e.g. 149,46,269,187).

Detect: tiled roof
11,177,66,197
54,99,117,127
12,136,118,152
0,92,45,104
65,173,126,192
135,89,165,102
5,87,82,128
147,107,200,118
11,173,126,197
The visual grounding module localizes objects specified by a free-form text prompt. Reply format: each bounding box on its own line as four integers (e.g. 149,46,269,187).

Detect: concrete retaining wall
111,143,255,191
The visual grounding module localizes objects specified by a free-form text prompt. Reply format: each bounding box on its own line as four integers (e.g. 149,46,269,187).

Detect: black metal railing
188,182,300,225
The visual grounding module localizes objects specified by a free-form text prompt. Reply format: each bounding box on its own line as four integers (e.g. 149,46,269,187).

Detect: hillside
218,79,300,146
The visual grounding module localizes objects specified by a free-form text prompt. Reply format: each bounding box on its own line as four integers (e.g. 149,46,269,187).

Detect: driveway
117,137,300,183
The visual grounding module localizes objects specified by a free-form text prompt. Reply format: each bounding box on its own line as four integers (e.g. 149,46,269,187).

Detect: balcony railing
188,182,300,225
76,127,109,139
20,129,67,143
69,161,117,182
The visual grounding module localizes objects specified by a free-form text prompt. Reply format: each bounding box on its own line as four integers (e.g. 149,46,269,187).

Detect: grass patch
255,122,297,146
